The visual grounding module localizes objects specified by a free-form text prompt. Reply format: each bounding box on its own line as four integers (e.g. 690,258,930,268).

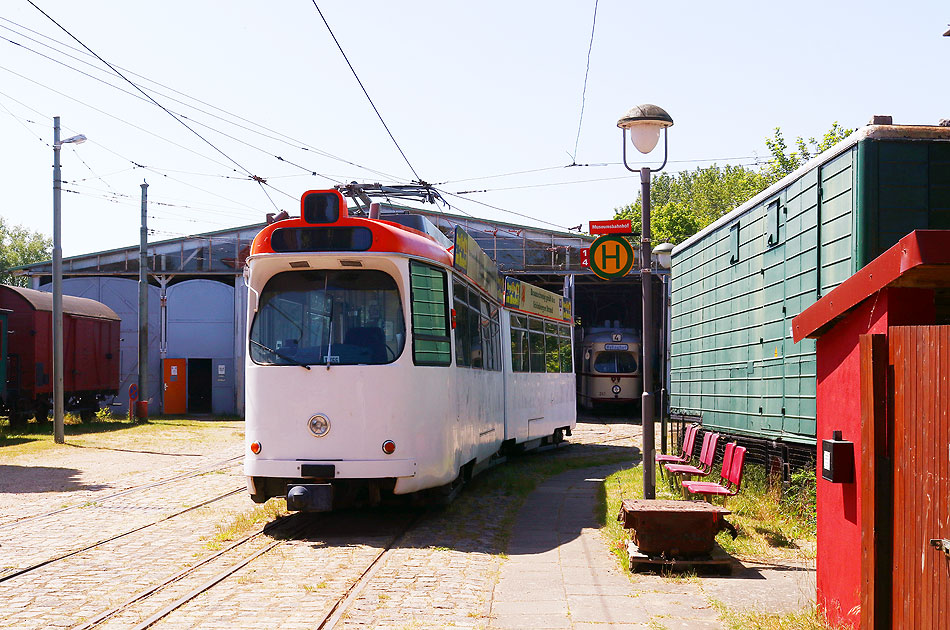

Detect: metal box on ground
618,499,732,557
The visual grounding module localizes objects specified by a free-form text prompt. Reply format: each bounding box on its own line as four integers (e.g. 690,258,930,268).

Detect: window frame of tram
248,269,405,367
452,277,502,371
510,314,572,374
408,261,452,367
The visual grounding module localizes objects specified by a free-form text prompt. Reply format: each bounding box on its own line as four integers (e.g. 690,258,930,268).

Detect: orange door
162,358,187,414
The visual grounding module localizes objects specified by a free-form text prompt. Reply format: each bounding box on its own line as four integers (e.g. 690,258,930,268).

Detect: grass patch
711,600,847,630
603,460,817,569
205,498,287,550
0,416,244,456
713,464,816,560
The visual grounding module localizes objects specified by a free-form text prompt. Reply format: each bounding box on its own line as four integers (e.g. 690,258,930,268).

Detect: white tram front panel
577,331,642,408
244,253,497,495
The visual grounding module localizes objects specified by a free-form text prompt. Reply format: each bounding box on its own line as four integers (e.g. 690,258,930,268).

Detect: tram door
162,358,187,414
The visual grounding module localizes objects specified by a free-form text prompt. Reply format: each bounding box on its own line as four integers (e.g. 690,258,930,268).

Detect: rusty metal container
618,499,731,557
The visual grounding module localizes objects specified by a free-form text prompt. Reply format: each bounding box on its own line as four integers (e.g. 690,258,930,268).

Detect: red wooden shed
793,230,950,629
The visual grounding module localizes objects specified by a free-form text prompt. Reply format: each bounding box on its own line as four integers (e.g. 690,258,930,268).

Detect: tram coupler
286,483,333,512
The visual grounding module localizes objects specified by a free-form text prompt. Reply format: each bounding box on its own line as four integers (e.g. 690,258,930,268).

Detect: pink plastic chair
656,424,698,465
683,444,746,498
664,431,719,480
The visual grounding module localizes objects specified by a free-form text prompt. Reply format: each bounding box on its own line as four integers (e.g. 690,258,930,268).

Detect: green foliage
0,217,51,287
780,463,817,529
603,458,817,567
763,122,854,183
613,122,855,245
615,165,771,244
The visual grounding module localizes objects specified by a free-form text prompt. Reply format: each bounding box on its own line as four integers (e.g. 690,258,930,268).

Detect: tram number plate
324,355,340,363
605,343,628,351
301,464,336,478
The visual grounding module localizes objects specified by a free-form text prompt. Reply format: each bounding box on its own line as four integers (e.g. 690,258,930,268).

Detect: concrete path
489,463,815,629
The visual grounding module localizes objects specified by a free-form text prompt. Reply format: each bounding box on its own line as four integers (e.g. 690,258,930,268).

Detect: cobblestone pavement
0,416,813,629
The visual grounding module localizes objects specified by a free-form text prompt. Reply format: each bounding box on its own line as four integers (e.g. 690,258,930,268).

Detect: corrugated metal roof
0,285,120,321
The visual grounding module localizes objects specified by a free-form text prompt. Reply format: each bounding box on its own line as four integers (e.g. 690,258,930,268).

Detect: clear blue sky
1,1,947,256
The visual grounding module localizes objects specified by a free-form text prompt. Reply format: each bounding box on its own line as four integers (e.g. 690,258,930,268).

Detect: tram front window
250,270,405,366
593,351,638,374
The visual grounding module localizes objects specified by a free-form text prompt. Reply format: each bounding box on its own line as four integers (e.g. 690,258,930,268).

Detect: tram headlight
308,413,331,437
611,385,621,394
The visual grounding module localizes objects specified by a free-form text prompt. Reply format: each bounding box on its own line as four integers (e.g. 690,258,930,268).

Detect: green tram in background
669,119,950,473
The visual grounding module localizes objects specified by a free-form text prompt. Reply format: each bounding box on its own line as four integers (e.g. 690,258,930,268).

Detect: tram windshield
250,270,405,366
593,351,638,374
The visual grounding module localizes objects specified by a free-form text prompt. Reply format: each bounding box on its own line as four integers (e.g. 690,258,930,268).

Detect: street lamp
52,116,86,444
617,104,673,500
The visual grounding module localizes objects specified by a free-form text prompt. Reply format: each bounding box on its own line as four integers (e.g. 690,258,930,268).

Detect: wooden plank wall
889,326,950,629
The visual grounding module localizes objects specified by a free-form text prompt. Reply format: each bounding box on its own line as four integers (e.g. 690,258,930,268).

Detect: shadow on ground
276,440,641,562
0,465,110,494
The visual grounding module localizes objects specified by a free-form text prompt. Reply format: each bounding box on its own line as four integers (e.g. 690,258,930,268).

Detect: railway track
68,509,421,630
0,486,245,583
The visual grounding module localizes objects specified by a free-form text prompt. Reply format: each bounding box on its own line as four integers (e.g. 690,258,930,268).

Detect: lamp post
617,104,673,499
52,116,86,444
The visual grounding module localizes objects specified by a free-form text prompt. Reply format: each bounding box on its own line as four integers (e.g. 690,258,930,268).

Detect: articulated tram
243,190,575,511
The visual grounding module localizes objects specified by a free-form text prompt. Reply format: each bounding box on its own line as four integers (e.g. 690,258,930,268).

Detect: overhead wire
0,30,342,185
435,188,573,232
570,0,598,164
453,160,765,195
0,15,405,183
5,10,774,238
27,0,286,212
309,1,423,183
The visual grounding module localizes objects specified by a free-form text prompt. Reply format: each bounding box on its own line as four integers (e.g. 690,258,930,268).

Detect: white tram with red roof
243,190,576,510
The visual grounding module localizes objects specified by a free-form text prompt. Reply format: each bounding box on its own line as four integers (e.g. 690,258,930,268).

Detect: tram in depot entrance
243,190,576,511
575,328,643,411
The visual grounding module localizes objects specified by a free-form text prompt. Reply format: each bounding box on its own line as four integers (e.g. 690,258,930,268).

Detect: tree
614,164,770,245
613,122,855,245
763,122,854,183
0,218,52,287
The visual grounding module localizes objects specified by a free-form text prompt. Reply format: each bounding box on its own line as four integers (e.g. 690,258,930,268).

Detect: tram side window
559,324,572,373
409,262,451,366
479,299,502,372
468,292,483,369
452,278,503,371
512,315,573,374
510,315,528,372
528,317,545,373
544,321,560,373
454,283,471,367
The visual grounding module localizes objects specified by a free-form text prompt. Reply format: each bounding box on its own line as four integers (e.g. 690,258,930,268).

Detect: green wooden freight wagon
669,121,950,458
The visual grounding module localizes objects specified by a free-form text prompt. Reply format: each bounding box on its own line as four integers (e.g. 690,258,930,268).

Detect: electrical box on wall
821,431,854,483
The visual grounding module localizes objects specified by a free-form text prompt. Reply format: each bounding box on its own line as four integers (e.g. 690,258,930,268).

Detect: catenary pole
138,182,149,421
52,117,64,443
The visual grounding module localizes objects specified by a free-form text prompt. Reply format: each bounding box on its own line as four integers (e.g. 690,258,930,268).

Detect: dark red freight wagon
0,285,120,426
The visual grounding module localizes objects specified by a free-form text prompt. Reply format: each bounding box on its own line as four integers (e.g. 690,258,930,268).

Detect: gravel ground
0,416,814,629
